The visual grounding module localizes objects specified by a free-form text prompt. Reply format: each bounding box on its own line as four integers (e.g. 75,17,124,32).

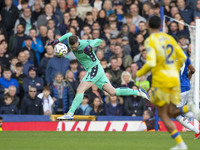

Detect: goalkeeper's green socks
116,88,139,96
68,93,84,114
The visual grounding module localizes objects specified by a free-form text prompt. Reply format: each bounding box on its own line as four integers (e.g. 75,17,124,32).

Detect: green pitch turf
0,131,199,150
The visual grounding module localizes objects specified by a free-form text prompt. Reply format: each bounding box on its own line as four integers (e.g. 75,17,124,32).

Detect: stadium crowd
0,0,198,116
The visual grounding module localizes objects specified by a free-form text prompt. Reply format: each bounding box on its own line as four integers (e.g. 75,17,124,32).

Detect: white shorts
177,90,190,108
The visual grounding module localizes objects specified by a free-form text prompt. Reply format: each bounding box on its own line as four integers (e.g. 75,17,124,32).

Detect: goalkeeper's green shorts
82,63,110,90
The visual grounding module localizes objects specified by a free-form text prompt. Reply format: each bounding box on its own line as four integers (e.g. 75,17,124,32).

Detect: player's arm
47,32,73,45
136,39,156,77
58,32,73,42
173,39,187,70
188,64,195,81
88,39,103,47
83,39,103,54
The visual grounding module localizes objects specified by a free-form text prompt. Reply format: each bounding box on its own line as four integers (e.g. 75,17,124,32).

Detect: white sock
176,115,199,134
185,111,196,119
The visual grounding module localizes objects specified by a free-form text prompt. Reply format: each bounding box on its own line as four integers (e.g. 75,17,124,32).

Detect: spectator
178,35,189,52
170,6,179,18
37,86,55,115
14,7,36,35
56,0,67,21
47,19,60,36
23,66,44,95
110,21,119,37
105,95,123,116
136,49,147,69
75,94,92,115
50,73,73,114
10,56,19,74
138,21,149,40
38,25,48,47
92,8,98,21
37,4,60,28
77,0,92,21
18,51,33,76
118,23,135,51
66,0,76,12
22,28,44,66
124,85,147,116
9,24,26,56
136,75,150,92
83,12,94,27
90,97,104,115
46,53,70,84
92,0,103,11
132,33,145,58
100,58,109,71
177,0,194,24
92,29,101,39
114,1,124,22
103,0,114,17
22,36,37,66
96,50,104,61
146,89,155,114
106,57,123,87
1,0,19,37
59,12,71,35
111,44,132,69
125,4,146,27
133,44,145,62
97,9,108,28
131,62,139,82
0,95,19,114
69,7,83,29
71,19,81,37
87,84,103,105
70,59,79,80
0,68,19,92
123,0,133,14
21,86,43,115
0,39,10,68
120,71,135,88
121,36,132,55
142,1,152,19
194,1,200,18
46,29,55,46
32,0,43,21
38,45,54,78
136,110,156,131
65,70,79,96
7,85,20,109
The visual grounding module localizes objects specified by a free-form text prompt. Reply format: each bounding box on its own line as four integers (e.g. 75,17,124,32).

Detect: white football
54,43,68,56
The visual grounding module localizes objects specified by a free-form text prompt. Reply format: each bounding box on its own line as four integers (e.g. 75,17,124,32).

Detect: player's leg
69,81,94,113
57,81,93,120
102,82,149,100
157,105,187,150
176,91,199,134
176,115,199,134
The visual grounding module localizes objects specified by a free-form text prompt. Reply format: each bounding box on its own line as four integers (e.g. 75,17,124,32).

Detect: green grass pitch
0,131,199,150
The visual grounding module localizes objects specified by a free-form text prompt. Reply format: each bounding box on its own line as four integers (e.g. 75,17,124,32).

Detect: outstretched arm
88,39,103,47
58,32,73,42
47,33,73,45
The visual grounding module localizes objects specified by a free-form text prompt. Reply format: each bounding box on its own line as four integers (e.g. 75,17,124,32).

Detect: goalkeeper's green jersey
58,33,102,71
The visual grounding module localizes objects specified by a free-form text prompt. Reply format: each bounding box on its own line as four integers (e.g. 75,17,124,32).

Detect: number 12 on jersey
162,44,174,64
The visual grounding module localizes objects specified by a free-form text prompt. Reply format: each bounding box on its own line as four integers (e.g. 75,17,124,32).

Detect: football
54,43,68,56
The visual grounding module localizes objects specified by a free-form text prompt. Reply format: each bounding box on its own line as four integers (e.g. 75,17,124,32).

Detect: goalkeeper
48,33,149,120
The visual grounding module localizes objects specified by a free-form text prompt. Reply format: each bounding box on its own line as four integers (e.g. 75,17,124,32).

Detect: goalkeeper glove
47,39,59,46
84,45,92,54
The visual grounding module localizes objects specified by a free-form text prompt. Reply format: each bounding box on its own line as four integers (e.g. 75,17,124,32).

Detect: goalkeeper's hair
69,35,78,45
149,15,161,29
